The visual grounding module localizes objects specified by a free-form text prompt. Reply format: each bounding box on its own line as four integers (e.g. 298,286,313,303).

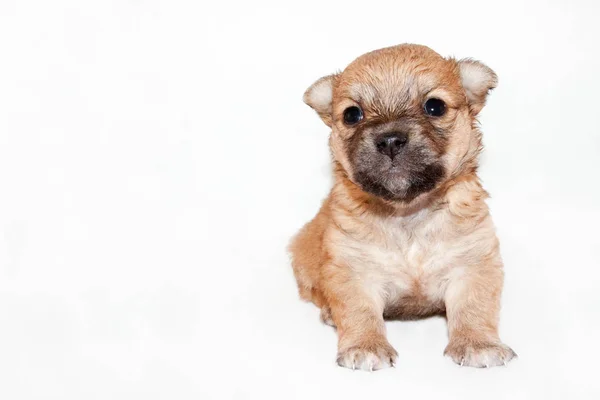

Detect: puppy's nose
375,132,408,160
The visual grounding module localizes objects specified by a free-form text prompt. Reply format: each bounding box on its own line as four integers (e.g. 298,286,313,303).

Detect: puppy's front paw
445,339,516,368
337,340,397,371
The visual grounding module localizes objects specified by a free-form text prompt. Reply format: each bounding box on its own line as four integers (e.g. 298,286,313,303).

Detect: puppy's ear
458,59,498,115
303,74,339,127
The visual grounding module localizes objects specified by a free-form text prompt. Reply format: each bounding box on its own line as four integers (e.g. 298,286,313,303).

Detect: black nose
375,132,408,160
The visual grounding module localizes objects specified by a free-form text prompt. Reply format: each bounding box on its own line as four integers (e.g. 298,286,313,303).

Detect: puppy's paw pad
445,340,516,368
336,342,397,371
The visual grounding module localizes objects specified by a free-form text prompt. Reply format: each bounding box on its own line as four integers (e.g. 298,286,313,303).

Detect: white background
1,0,599,399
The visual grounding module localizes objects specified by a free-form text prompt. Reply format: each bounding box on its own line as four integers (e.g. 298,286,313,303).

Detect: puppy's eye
343,106,363,125
424,98,446,117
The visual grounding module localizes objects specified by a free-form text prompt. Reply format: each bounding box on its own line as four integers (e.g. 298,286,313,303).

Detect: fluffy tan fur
289,44,515,371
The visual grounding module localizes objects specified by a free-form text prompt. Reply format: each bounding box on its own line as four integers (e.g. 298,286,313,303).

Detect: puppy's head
304,44,496,204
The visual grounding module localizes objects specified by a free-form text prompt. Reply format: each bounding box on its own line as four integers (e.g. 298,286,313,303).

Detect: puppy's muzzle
375,132,409,160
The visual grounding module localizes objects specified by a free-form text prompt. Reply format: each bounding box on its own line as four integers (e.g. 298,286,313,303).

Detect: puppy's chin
353,163,445,203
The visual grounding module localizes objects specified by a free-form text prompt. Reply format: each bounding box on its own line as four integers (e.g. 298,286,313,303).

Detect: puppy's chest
335,213,459,296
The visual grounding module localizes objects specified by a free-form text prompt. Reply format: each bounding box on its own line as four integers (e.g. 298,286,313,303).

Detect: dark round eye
424,98,446,117
343,106,363,125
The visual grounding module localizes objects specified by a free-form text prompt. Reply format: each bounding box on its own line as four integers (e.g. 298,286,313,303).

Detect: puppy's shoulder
289,195,333,254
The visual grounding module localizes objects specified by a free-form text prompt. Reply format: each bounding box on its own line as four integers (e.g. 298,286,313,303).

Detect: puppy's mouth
353,162,445,203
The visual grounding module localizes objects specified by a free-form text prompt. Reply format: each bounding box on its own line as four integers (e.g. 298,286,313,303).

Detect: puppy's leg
324,268,397,371
444,266,516,367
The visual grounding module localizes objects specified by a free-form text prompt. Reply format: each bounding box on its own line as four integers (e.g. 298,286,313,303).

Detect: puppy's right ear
303,74,339,127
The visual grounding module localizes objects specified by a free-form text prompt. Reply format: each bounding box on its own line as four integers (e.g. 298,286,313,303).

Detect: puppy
289,44,516,371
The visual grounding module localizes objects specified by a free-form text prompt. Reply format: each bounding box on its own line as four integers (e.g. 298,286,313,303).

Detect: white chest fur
330,207,487,309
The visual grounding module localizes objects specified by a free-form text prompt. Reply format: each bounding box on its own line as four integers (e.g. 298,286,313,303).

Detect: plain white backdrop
1,0,599,398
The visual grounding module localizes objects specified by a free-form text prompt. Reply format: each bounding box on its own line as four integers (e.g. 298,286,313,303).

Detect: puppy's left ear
457,59,498,115
303,73,339,127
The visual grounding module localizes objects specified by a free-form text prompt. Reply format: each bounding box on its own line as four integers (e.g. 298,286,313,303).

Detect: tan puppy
289,44,516,371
